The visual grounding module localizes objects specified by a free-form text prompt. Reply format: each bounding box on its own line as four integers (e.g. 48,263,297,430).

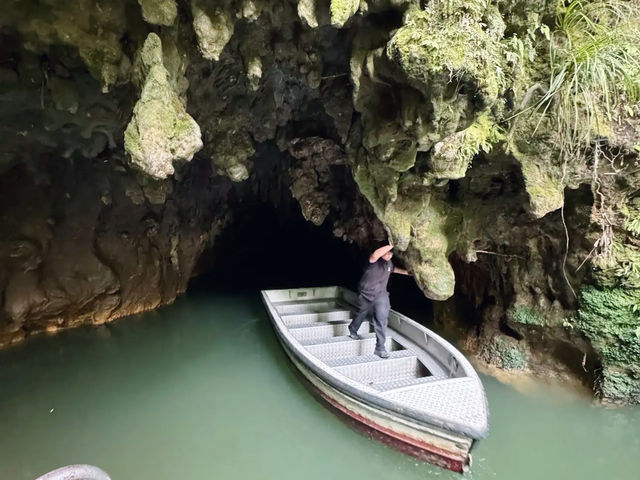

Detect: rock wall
0,156,230,347
1,0,639,403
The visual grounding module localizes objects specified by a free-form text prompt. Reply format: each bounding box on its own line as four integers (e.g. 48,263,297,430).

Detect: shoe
374,349,389,359
348,330,361,340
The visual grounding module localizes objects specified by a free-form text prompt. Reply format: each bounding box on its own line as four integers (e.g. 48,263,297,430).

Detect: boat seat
290,320,351,328
304,334,393,361
272,297,343,307
334,355,429,385
281,310,352,326
301,331,378,346
374,374,449,392
274,299,352,315
289,321,370,342
324,349,416,368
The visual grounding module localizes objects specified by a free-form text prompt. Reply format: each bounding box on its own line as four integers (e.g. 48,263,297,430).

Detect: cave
189,199,433,323
1,0,640,406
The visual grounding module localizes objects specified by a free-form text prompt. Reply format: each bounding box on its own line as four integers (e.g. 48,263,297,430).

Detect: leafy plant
534,0,640,157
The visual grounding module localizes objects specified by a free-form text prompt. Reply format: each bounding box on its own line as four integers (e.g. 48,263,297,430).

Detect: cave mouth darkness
189,201,433,323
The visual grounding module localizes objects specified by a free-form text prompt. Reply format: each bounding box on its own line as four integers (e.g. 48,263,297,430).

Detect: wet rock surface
0,157,229,347
1,0,639,404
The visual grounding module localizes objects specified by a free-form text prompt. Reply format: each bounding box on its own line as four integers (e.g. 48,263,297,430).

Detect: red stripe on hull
318,390,467,473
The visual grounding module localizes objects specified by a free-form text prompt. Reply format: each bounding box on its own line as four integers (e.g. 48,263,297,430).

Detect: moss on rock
600,366,640,404
511,306,547,326
484,335,530,370
387,2,505,103
191,0,235,61
138,0,177,26
207,116,254,182
507,112,567,218
428,113,502,179
124,33,203,179
330,0,360,27
577,286,640,402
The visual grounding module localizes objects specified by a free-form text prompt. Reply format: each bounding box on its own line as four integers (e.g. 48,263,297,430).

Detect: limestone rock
298,0,319,28
3,0,129,91
207,116,254,182
191,0,235,61
288,137,345,225
428,114,501,180
125,34,203,179
138,0,178,26
330,0,359,27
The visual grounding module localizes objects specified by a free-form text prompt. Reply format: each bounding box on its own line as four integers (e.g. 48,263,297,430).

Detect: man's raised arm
369,243,394,263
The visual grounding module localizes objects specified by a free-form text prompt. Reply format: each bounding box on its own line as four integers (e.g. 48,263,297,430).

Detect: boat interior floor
273,297,450,393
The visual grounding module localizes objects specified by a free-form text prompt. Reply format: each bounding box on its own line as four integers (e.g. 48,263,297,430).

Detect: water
1,290,639,480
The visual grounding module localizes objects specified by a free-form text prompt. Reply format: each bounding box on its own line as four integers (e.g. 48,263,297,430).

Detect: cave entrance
191,202,363,292
189,202,433,323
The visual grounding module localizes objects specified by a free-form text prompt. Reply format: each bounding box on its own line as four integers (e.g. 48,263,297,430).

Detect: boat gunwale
261,287,489,439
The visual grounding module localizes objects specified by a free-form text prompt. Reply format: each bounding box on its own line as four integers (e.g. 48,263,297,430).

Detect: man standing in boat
348,242,410,358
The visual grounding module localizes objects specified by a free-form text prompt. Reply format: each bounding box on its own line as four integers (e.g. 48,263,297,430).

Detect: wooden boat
261,286,489,473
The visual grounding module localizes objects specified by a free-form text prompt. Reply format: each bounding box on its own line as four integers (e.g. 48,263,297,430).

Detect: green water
1,290,639,480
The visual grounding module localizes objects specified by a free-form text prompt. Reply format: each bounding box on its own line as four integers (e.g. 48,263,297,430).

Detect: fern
535,0,640,157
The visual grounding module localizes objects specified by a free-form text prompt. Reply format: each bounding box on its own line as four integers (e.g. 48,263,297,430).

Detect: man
348,242,410,358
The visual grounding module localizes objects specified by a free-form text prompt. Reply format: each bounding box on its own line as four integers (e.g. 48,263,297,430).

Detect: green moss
428,113,503,179
512,306,547,326
486,335,529,370
600,366,640,403
387,2,505,103
125,34,203,179
138,0,177,26
330,0,359,27
577,286,640,365
577,285,640,401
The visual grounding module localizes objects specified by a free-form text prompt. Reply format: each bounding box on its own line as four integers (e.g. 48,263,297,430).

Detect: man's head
382,250,393,261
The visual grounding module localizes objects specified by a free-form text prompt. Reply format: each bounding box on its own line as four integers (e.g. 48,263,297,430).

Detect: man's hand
369,244,394,263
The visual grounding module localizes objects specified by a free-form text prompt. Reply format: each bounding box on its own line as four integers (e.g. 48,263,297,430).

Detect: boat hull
282,342,472,473
261,286,485,473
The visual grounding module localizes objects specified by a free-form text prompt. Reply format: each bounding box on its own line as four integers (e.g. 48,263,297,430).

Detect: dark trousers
349,293,390,352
